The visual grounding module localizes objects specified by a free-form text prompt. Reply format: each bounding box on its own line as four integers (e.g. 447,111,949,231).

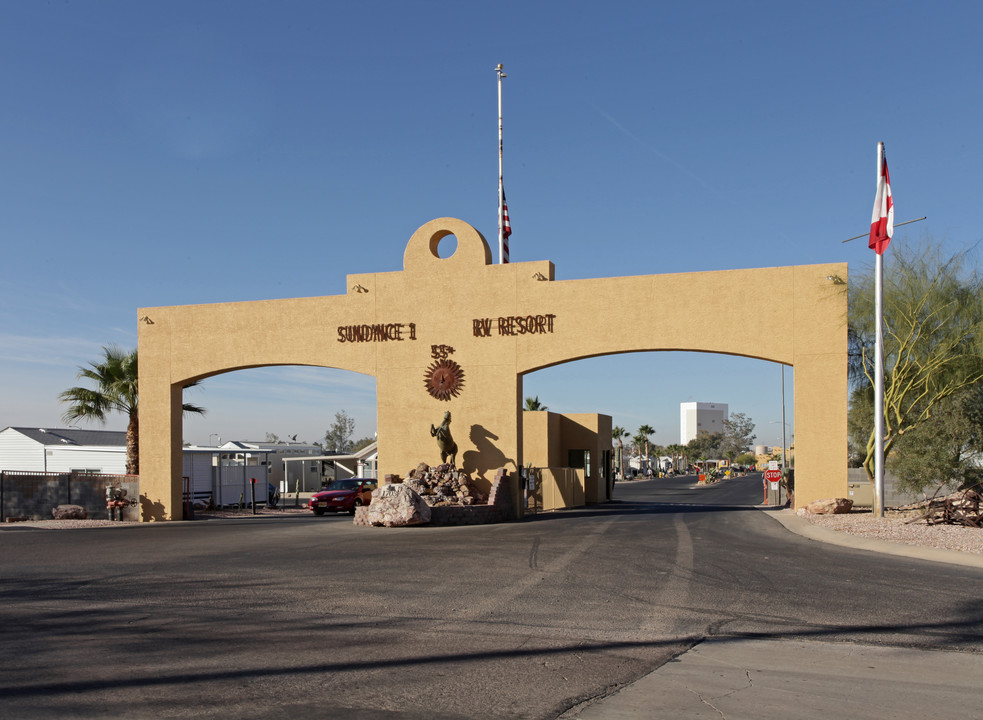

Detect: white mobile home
0,427,128,474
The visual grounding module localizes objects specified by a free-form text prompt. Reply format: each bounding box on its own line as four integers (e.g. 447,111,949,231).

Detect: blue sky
2,0,979,450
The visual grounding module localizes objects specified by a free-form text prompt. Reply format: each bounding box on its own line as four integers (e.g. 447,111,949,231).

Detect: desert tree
849,238,983,482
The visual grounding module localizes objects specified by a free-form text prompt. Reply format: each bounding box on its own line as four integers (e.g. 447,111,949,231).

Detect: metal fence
1,471,139,522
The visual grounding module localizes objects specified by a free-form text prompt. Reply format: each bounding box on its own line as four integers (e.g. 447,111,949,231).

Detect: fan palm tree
666,443,684,473
612,425,630,479
631,432,647,473
524,396,548,411
59,346,205,475
637,424,655,471
651,444,666,473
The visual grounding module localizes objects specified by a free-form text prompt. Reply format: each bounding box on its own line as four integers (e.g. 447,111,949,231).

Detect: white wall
679,402,729,445
0,429,127,474
182,452,215,493
0,429,45,472
44,447,126,474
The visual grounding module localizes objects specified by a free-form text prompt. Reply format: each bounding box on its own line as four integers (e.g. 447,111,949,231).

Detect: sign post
764,464,783,506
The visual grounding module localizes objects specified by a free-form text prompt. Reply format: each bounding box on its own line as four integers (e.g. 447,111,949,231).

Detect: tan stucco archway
138,217,847,521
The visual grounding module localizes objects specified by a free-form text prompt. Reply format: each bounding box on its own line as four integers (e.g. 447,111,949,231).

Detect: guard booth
522,411,613,512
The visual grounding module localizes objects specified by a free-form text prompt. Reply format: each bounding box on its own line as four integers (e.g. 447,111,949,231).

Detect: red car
309,478,377,515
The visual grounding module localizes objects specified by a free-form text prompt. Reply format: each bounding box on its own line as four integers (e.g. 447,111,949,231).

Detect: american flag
501,191,512,263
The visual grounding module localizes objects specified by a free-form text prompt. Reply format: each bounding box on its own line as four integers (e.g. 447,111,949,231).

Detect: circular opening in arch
430,232,458,259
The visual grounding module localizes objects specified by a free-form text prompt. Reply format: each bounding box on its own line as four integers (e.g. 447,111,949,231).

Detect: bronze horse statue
430,411,458,467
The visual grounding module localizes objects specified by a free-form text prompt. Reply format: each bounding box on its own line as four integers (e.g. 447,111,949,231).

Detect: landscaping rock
804,497,854,515
366,483,431,527
52,505,88,520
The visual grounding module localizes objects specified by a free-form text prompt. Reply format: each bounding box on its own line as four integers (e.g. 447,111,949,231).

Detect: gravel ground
4,504,982,556
789,508,983,555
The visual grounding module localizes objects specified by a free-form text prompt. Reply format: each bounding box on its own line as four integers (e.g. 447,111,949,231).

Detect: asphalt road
2,474,981,719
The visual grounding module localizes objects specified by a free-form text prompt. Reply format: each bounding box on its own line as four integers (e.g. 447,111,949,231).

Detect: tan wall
521,411,613,506
557,413,612,504
138,217,848,520
539,468,586,511
521,411,559,467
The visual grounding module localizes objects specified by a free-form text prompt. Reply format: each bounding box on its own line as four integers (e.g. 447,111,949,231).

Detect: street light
209,433,222,446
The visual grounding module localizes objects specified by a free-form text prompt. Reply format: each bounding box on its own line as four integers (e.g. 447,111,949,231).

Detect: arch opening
177,365,378,508
521,350,794,470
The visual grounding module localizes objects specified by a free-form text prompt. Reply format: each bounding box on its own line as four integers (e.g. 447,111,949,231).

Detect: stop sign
764,469,783,483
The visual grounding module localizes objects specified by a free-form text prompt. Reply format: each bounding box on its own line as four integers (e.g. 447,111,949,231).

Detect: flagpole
496,64,506,264
873,141,886,518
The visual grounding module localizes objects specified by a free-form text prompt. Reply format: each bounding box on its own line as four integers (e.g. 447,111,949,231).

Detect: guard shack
137,217,848,521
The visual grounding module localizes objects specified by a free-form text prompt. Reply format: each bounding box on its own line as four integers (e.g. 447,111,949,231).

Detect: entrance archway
139,217,847,520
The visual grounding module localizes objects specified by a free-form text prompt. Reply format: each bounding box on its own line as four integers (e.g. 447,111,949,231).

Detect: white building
679,402,729,445
1,427,332,505
0,427,128,474
281,441,379,492
212,439,323,487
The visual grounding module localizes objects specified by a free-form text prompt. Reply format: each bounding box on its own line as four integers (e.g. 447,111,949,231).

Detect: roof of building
226,440,322,449
3,427,127,447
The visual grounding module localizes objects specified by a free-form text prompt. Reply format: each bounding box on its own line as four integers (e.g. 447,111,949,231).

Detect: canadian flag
869,143,894,255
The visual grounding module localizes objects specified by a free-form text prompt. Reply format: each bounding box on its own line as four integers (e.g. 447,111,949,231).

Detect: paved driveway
2,475,981,719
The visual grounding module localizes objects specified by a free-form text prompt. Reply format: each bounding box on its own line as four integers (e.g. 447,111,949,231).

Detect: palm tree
680,442,696,473
651,444,666,473
637,424,655,472
612,425,630,479
666,443,684,473
524,396,548,411
60,346,205,475
631,432,647,475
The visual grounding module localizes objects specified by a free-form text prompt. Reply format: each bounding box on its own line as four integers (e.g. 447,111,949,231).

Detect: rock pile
403,463,487,506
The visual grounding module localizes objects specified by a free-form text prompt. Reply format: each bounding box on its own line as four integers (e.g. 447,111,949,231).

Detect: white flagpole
497,64,506,264
873,141,886,518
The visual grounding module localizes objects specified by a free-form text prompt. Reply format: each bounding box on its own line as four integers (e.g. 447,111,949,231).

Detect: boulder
366,483,431,527
804,497,853,515
51,504,88,520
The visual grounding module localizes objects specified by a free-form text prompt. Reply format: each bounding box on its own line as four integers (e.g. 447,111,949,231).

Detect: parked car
309,478,377,515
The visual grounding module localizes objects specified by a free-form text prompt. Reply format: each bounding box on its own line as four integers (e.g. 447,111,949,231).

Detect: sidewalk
568,507,983,719
570,638,983,720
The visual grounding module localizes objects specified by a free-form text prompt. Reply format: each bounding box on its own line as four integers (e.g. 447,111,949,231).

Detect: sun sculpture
424,357,465,401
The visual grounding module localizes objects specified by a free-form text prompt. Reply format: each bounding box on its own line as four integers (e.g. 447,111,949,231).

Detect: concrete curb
760,506,983,569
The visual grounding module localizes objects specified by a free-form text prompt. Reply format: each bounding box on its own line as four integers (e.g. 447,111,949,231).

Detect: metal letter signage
473,314,556,337
337,322,417,343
